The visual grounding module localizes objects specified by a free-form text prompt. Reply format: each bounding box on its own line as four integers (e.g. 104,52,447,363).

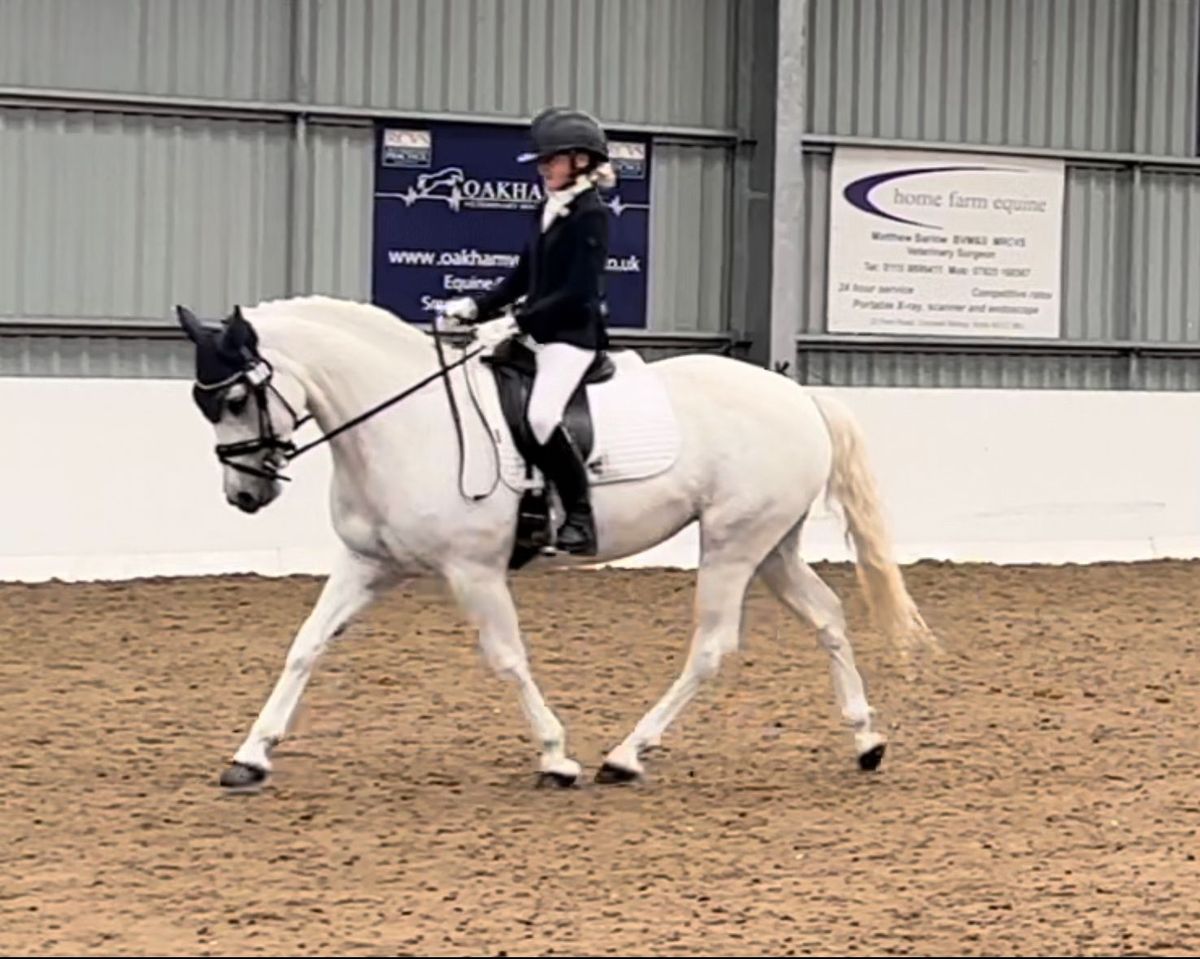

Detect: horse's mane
244,294,431,359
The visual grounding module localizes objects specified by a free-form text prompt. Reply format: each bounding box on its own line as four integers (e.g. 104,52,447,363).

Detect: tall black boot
535,426,597,556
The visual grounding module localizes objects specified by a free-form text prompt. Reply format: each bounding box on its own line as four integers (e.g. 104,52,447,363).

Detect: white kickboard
463,346,681,493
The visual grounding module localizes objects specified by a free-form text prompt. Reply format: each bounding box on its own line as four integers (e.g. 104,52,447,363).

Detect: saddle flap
474,336,680,494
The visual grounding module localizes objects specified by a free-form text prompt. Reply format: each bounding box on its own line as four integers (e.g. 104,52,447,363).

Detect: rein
203,320,497,500
289,339,485,459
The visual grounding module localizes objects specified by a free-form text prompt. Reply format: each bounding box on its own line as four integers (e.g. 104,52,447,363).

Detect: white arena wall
2,376,1199,583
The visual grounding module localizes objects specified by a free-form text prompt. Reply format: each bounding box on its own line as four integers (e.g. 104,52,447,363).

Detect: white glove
474,315,519,349
434,311,461,333
442,297,478,323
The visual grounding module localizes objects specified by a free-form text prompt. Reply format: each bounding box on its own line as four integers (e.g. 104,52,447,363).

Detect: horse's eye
227,395,247,416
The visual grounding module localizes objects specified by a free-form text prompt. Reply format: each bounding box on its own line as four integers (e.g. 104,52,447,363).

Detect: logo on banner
841,164,1041,231
609,141,646,180
381,129,431,169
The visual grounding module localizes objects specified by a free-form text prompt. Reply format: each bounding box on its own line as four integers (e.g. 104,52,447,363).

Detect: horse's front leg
444,563,581,787
220,548,396,792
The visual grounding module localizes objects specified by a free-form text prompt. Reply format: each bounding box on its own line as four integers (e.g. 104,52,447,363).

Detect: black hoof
536,770,579,789
219,761,268,791
857,743,886,772
594,761,641,785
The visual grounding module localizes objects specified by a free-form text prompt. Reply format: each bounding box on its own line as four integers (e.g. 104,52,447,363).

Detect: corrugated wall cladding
306,125,375,303
0,0,294,102
0,108,292,324
808,0,1199,157
1134,171,1200,342
795,348,1200,391
795,349,1133,390
648,144,730,332
0,335,191,378
801,152,831,335
1134,0,1200,156
1060,167,1125,341
309,0,735,128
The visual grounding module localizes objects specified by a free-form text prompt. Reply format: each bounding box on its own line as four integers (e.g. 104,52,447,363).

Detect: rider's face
539,152,582,190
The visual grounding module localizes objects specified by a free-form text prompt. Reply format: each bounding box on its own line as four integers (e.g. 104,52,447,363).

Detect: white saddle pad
460,344,681,494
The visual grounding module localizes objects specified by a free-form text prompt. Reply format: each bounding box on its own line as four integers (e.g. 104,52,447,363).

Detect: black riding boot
536,426,597,556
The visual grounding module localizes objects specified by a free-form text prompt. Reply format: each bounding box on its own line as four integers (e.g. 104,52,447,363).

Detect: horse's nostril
235,491,257,510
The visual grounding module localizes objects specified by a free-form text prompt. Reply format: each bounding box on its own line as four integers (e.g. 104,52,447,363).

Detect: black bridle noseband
193,356,311,482
197,323,497,500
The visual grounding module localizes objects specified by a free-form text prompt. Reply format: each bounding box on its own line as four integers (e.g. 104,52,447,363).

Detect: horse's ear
176,305,207,344
221,304,258,354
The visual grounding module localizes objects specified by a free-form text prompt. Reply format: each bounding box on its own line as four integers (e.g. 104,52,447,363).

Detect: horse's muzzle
231,490,263,513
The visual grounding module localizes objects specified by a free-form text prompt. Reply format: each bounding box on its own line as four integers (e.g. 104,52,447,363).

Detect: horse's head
176,303,309,514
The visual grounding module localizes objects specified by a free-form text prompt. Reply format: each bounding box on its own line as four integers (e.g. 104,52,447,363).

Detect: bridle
194,321,497,499
193,355,311,482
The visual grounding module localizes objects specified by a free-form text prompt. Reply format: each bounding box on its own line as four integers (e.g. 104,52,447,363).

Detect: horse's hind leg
757,523,886,771
596,510,784,783
444,563,581,788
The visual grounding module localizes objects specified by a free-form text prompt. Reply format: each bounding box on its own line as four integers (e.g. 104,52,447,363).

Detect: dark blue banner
371,120,651,329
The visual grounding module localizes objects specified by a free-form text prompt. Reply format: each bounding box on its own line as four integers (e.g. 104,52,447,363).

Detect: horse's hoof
536,770,579,789
857,742,886,772
219,761,268,792
595,761,641,785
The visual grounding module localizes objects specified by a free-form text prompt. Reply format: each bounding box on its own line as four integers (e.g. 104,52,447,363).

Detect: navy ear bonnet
176,305,263,423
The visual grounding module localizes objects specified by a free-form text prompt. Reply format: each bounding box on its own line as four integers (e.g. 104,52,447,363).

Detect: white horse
174,294,935,791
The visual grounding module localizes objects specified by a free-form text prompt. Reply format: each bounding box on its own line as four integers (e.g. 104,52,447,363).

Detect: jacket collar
540,174,596,233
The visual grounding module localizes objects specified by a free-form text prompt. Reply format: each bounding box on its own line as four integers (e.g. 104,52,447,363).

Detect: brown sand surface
2,561,1199,956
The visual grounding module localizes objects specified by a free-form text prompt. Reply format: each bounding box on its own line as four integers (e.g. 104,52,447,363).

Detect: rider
439,106,616,556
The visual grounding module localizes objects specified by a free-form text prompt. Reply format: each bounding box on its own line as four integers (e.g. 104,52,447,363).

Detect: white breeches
526,341,597,445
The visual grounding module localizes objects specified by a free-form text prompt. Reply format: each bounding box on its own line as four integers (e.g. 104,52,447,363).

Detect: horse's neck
260,315,435,440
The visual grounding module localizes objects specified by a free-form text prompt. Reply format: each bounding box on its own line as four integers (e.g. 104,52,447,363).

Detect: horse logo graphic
400,166,466,212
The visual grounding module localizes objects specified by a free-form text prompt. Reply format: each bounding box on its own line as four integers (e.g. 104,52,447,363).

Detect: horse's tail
812,394,937,657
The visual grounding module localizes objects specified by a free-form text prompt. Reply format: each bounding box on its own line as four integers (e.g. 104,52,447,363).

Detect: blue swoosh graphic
843,165,1025,230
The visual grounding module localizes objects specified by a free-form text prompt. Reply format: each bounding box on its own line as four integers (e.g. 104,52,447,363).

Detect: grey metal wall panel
1138,355,1200,390
801,151,831,335
808,0,1137,152
0,0,294,102
0,108,291,324
1134,0,1200,156
796,349,1129,390
1060,166,1125,341
796,347,1200,391
309,0,735,128
1134,170,1200,342
306,124,375,303
0,335,190,379
647,144,729,332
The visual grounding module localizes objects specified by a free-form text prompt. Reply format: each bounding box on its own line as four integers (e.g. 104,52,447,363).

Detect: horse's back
650,352,828,430
645,351,835,506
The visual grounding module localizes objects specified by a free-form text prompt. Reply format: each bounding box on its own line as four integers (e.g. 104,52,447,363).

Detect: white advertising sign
826,146,1065,338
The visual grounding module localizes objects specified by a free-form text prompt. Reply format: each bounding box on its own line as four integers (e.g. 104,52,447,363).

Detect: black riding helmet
517,107,609,164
